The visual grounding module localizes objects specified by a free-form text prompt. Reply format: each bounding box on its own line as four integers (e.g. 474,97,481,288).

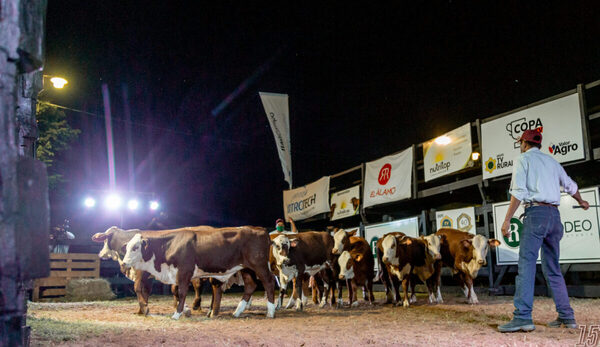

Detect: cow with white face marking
332,228,373,304
337,236,374,306
375,232,406,304
271,231,339,311
122,226,276,319
428,228,500,304
92,226,209,315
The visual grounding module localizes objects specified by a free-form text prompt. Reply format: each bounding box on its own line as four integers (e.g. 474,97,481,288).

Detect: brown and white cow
271,231,339,310
428,228,500,304
375,232,406,304
332,228,373,304
337,236,375,306
92,226,208,315
122,226,276,319
378,233,442,307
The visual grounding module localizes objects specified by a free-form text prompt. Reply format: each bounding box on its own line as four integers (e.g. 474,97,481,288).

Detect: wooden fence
33,253,100,301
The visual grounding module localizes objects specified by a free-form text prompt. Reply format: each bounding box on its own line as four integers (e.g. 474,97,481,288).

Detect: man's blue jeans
513,205,575,320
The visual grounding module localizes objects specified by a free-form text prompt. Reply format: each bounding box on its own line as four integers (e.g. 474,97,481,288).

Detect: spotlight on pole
149,200,160,211
104,194,122,210
127,199,139,211
84,197,96,208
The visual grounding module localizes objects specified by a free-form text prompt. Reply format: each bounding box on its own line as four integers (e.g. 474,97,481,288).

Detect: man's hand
578,200,590,210
501,219,511,238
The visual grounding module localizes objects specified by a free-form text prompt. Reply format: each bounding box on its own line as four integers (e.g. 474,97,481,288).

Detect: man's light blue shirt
509,147,578,205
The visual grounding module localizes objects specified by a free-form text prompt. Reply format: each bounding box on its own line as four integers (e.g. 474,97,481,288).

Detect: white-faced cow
375,232,406,304
271,231,339,310
337,238,375,306
92,226,209,315
428,228,500,304
122,226,275,319
332,228,374,305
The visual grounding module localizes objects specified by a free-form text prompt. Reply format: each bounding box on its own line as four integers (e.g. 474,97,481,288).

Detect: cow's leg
432,261,444,303
390,273,401,304
301,275,310,306
209,281,223,318
285,277,297,309
401,277,410,308
253,266,276,318
233,271,257,318
367,277,375,304
335,279,343,308
409,275,417,304
350,280,359,307
171,284,179,308
319,280,329,308
346,278,354,306
191,278,202,311
457,272,469,299
172,272,192,320
362,285,368,301
464,274,478,304
309,275,319,304
294,271,304,311
135,272,151,315
277,275,287,310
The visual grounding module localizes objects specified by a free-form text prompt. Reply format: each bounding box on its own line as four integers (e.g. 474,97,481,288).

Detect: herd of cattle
91,225,500,319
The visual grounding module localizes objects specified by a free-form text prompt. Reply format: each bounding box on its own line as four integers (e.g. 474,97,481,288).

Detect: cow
332,228,373,304
122,226,276,319
92,226,209,315
375,232,406,304
337,238,375,306
270,231,340,311
378,233,442,307
428,228,500,304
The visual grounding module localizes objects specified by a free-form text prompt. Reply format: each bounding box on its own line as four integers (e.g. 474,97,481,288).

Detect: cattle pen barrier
33,253,100,301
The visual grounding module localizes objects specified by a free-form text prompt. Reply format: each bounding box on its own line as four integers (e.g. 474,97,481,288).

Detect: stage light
471,152,480,161
127,199,139,210
84,197,96,208
434,135,451,145
149,200,160,211
104,194,122,210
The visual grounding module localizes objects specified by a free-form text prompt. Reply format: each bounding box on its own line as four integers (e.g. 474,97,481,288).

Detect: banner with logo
283,176,330,221
330,185,360,221
435,206,476,234
481,92,585,180
259,92,293,188
365,217,419,272
363,147,413,208
493,187,600,265
423,123,472,182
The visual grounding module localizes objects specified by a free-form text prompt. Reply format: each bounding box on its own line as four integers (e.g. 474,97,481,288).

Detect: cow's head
338,250,362,280
462,235,501,266
92,226,122,261
421,234,443,260
271,234,298,266
332,228,357,255
122,233,148,268
381,234,411,265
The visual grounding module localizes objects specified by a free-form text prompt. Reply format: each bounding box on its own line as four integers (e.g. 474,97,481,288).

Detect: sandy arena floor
28,290,599,346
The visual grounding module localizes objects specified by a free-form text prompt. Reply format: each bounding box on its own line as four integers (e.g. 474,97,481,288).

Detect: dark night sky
43,2,600,233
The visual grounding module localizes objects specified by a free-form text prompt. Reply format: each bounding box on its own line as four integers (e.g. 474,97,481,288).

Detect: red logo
548,146,553,154
378,163,392,185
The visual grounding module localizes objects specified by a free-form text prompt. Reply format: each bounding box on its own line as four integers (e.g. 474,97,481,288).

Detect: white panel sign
283,176,330,221
481,93,584,179
364,217,419,272
363,147,413,208
330,185,360,221
435,206,476,234
493,187,600,265
423,123,472,182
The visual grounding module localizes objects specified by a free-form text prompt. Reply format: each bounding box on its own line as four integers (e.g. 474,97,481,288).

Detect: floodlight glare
471,152,480,161
84,197,96,208
149,201,160,211
50,77,68,89
434,135,451,145
127,199,139,210
104,194,122,210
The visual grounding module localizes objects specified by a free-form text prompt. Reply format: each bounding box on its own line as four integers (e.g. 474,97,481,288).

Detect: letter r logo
378,163,392,185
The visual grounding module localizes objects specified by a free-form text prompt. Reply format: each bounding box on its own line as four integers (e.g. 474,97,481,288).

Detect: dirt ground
28,290,599,346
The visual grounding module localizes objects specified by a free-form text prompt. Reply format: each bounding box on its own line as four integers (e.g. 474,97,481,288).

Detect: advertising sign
423,123,472,182
364,217,419,272
330,185,360,221
493,187,600,265
363,147,413,208
259,92,292,187
283,176,330,221
435,206,476,234
481,93,585,179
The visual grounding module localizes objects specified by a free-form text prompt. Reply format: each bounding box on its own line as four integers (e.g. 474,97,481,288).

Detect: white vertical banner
363,147,413,208
283,176,330,221
260,92,292,188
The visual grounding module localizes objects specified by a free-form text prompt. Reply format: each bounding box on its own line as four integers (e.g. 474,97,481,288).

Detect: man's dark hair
525,141,541,149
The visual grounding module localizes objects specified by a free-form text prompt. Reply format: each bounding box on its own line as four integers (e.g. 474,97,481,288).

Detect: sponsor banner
481,93,584,179
435,206,476,234
330,185,360,221
423,123,472,182
493,187,600,265
283,176,330,221
363,147,413,208
365,217,419,272
259,92,293,188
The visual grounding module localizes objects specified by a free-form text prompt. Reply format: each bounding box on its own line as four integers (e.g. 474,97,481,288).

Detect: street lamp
49,77,68,89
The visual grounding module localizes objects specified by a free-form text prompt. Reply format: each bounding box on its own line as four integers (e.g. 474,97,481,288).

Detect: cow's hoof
285,298,296,309
403,301,410,308
206,309,212,318
171,311,183,320
318,301,327,308
184,308,192,317
192,301,201,310
266,302,276,318
410,295,417,304
351,301,359,308
336,299,344,308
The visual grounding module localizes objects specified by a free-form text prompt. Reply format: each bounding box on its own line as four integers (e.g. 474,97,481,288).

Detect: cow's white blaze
471,234,489,265
423,234,441,260
338,251,355,279
381,235,399,265
272,235,291,266
332,229,347,255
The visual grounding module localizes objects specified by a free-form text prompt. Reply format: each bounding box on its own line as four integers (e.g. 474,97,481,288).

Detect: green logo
503,217,522,248
370,237,379,258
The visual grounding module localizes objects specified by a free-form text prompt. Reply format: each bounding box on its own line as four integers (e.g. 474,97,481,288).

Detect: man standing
271,216,298,234
498,129,589,333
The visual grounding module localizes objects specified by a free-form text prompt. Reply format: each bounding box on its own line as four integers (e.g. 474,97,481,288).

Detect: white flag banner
423,123,472,182
260,92,292,188
363,147,413,208
283,176,330,221
481,93,585,179
330,185,361,221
